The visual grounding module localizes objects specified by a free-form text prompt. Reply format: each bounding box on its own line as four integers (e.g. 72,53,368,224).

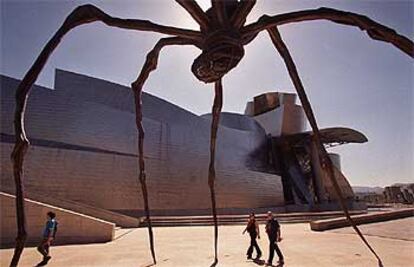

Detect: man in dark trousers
37,211,58,265
265,211,284,266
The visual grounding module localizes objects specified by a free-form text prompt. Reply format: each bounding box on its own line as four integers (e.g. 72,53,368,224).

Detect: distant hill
352,186,384,194
391,183,414,188
353,183,414,195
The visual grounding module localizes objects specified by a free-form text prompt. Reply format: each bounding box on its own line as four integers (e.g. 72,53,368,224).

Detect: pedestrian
37,211,58,265
242,213,262,260
265,211,284,266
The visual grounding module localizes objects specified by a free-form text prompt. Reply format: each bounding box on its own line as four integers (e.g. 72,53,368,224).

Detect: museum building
1,69,366,246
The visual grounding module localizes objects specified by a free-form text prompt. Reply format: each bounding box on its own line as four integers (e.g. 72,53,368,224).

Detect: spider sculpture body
10,1,413,267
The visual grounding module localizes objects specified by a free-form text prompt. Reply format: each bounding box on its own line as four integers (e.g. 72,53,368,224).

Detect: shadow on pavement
34,259,49,267
253,258,265,265
209,258,218,267
252,258,285,267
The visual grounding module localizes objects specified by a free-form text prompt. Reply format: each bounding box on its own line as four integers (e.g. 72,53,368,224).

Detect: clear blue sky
1,0,413,187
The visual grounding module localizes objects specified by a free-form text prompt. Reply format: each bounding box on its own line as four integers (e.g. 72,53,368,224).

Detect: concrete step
310,208,414,231
141,210,366,227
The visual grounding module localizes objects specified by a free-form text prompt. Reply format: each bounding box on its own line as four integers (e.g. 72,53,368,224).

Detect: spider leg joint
64,4,107,27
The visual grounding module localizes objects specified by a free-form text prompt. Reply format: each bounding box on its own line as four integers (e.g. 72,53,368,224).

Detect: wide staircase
3,189,366,229
141,210,366,227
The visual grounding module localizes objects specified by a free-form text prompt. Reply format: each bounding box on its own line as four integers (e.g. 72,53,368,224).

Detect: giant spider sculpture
10,1,413,266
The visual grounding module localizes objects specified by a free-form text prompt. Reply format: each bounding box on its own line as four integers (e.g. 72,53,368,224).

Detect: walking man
265,211,284,266
242,213,262,260
37,211,58,265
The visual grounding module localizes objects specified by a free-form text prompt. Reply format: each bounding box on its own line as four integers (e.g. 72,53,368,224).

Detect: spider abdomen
192,30,244,83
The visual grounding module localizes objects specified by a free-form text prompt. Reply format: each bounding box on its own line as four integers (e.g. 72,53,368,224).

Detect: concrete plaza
1,218,413,267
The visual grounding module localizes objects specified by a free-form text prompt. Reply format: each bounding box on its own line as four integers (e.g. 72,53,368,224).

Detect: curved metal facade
1,70,284,216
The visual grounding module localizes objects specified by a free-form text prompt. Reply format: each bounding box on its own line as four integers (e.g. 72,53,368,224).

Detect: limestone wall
0,192,114,248
310,142,354,201
0,190,140,228
253,104,306,137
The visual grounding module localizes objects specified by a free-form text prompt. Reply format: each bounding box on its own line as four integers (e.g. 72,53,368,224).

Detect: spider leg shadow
252,258,285,267
34,259,49,267
209,258,218,267
253,258,265,265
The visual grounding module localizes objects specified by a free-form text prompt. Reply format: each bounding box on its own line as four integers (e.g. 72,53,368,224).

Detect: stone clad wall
0,192,114,248
1,70,284,216
253,102,306,137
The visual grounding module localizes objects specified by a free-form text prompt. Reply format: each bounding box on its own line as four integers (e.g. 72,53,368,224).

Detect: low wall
310,208,414,231
1,192,115,248
1,190,139,228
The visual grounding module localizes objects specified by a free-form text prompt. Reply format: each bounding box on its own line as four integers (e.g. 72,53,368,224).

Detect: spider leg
131,37,197,265
242,7,413,57
9,140,28,267
211,0,229,27
208,79,223,267
176,0,210,32
266,27,383,267
230,0,257,29
9,4,200,266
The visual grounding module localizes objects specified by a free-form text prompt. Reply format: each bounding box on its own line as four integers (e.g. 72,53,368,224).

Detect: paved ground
330,217,414,241
1,218,413,267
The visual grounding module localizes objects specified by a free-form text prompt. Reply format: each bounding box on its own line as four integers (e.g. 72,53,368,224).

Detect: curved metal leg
131,37,197,265
243,7,413,57
208,79,223,267
267,27,383,266
9,4,199,265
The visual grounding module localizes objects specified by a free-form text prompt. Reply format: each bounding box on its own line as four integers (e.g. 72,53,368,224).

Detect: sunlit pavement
1,218,413,267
